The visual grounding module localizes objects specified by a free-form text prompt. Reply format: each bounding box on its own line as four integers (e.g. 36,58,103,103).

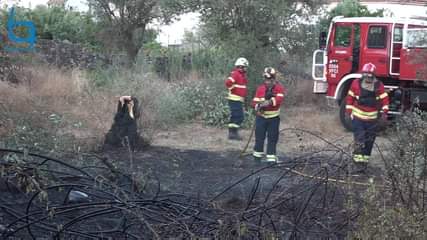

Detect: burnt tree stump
104,96,141,151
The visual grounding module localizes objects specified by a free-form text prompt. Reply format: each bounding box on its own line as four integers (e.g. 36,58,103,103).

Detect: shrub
351,111,427,239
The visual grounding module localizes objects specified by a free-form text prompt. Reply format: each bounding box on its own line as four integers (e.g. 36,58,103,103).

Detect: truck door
326,22,355,96
359,24,389,77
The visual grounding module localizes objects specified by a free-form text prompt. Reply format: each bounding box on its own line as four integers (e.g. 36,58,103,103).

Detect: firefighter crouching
252,67,285,163
346,63,389,172
225,57,249,140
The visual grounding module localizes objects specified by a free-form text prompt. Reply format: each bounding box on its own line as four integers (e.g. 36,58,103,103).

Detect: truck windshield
406,29,427,48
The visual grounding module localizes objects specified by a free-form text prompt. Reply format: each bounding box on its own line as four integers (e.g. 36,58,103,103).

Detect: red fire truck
312,16,427,130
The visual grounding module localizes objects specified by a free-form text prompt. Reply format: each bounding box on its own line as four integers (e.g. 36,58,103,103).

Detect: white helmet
234,57,249,67
263,67,277,79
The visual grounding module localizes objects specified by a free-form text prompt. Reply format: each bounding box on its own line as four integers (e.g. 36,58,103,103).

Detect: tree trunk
123,30,138,64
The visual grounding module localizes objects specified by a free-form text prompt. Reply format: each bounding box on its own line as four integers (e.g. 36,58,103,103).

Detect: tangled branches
0,142,373,240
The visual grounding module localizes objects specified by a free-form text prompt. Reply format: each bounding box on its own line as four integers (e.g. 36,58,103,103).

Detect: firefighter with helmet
225,57,249,140
252,67,286,163
346,62,389,172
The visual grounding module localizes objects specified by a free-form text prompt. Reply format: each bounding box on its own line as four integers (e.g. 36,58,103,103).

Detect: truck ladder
389,22,402,76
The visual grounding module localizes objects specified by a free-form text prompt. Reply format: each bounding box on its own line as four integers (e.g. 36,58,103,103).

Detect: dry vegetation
0,65,360,154
0,64,166,152
1,64,427,239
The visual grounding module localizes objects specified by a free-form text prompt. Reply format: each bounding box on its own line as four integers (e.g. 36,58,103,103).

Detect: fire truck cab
312,16,427,130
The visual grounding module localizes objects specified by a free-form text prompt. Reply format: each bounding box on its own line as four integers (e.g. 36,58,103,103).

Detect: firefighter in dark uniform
225,57,249,140
346,63,389,172
252,67,286,163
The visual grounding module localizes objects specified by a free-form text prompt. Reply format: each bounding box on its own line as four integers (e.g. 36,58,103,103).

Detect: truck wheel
339,100,353,132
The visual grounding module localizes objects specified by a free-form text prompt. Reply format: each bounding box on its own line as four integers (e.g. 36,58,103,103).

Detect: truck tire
339,100,353,132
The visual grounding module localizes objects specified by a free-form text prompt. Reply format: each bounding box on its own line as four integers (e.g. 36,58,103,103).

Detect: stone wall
35,39,110,69
0,39,111,83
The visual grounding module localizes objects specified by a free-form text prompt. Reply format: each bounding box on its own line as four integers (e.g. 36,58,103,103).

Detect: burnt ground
105,146,291,199
105,146,380,199
0,143,385,239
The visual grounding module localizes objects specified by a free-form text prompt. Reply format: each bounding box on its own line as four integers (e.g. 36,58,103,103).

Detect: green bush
201,93,229,126
152,79,255,128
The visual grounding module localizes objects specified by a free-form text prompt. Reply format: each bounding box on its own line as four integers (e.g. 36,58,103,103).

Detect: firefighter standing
252,67,285,163
346,63,389,172
225,57,249,140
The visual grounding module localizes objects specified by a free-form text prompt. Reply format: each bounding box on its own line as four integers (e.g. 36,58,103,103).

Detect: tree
88,0,188,63
0,5,102,50
319,0,384,32
191,0,321,80
30,5,101,48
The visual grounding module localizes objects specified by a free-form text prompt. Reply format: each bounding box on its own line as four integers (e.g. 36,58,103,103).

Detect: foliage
144,45,232,81
191,0,321,79
88,0,189,62
1,112,87,154
319,0,384,32
87,64,254,128
352,111,427,239
153,79,254,128
0,6,102,50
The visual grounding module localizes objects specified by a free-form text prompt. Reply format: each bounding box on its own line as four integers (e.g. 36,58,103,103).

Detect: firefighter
252,67,285,163
225,57,249,140
346,62,389,172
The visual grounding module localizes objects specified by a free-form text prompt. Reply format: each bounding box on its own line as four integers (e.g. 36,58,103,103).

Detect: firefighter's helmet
361,63,376,74
235,57,249,67
263,67,277,79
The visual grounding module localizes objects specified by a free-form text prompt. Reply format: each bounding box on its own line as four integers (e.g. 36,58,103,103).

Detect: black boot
351,162,368,175
228,128,242,140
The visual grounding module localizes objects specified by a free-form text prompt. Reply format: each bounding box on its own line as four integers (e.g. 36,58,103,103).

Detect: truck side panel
400,48,427,81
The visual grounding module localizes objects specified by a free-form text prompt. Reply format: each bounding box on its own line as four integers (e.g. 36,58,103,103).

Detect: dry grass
0,64,184,151
0,66,116,150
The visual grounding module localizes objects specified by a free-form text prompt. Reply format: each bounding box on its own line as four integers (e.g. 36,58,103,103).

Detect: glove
259,100,271,108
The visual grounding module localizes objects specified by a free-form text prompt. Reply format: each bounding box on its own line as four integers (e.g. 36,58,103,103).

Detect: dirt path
104,105,391,199
151,105,392,169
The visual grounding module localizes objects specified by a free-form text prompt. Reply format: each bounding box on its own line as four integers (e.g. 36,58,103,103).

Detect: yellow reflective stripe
228,123,240,128
352,108,378,117
228,77,235,83
253,151,264,157
233,84,246,89
346,105,353,110
353,114,377,120
353,154,366,162
352,112,378,120
253,97,265,102
352,106,378,120
271,97,277,106
348,90,356,97
363,155,370,162
227,94,244,102
276,93,284,97
228,85,235,90
261,110,280,118
379,92,388,99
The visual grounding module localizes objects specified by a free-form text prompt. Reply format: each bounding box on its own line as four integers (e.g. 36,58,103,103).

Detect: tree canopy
88,0,190,62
